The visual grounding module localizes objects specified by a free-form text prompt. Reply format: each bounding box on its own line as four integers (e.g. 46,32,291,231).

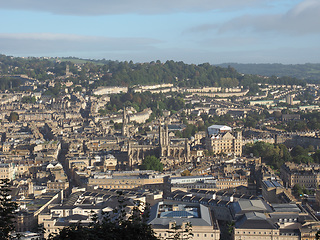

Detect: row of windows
218,182,244,185
0,175,10,178
236,231,277,235
294,180,316,183
49,184,66,187
158,233,215,238
100,185,136,189
93,180,143,184
278,218,297,222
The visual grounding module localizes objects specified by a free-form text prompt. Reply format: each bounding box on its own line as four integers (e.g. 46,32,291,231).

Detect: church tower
234,130,243,156
122,107,128,137
184,138,190,163
159,123,169,157
65,65,72,77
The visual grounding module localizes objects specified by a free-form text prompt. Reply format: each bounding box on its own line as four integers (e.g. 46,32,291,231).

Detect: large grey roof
232,199,273,216
148,202,212,227
272,203,302,213
235,212,277,229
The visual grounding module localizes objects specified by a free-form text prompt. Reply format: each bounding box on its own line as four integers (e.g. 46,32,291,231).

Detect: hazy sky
0,0,319,64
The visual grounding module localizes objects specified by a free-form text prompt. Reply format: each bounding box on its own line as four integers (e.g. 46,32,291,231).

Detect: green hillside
218,63,320,81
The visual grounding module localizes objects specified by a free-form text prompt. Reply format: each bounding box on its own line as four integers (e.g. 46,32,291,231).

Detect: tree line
0,54,309,93
219,63,320,81
244,141,320,169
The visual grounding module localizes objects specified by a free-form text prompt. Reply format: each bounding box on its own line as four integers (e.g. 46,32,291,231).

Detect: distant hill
217,63,320,81
0,54,310,91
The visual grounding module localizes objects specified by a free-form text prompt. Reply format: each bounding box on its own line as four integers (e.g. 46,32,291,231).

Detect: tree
0,179,18,240
51,197,158,240
291,145,313,164
182,125,197,138
98,108,108,116
293,184,303,196
140,155,163,172
291,145,308,158
313,150,320,163
243,142,292,169
8,112,19,122
114,122,122,130
227,221,235,235
21,96,36,104
166,222,193,240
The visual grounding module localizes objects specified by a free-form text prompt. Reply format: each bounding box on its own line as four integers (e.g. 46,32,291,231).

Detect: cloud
187,0,320,35
0,33,161,56
220,0,320,35
0,0,261,15
186,24,219,34
198,36,261,50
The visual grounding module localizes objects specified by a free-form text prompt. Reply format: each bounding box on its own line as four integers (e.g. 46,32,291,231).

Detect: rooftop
148,201,214,228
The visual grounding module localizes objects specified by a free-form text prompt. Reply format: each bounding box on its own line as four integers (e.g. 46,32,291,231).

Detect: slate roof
272,203,302,213
148,202,213,228
232,199,273,217
235,212,277,229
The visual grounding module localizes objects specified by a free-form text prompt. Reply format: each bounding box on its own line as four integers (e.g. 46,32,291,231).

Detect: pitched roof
235,212,277,229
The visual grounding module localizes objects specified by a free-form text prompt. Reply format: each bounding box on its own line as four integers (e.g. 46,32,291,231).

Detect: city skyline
0,0,319,64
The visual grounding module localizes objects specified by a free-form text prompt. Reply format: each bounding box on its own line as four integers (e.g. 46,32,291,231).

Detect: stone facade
206,131,242,156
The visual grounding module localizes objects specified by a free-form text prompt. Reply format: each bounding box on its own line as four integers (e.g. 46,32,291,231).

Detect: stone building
103,154,117,171
0,163,14,180
92,86,128,95
159,123,190,164
261,180,290,203
127,142,158,168
280,162,320,188
126,123,190,170
148,201,220,240
87,172,165,190
232,202,319,240
205,125,242,156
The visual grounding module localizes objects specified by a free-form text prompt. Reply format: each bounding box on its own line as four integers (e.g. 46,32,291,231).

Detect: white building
93,86,128,95
207,125,232,135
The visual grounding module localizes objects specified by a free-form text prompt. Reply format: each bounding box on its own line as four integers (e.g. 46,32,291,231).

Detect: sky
0,0,319,64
